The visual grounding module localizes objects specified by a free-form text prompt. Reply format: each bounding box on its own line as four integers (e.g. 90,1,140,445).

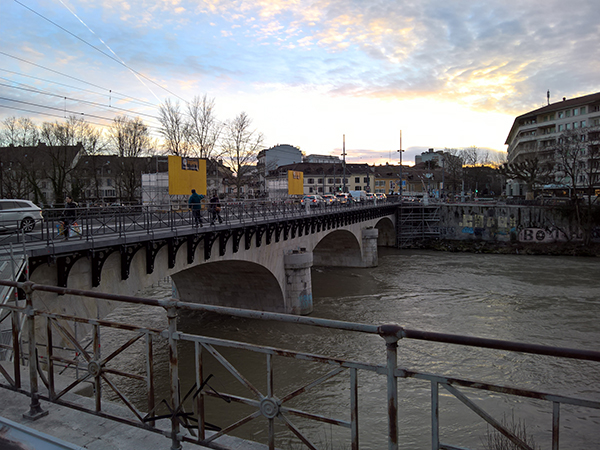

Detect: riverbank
410,239,600,257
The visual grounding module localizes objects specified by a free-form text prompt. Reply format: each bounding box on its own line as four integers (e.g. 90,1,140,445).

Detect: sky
1,0,599,165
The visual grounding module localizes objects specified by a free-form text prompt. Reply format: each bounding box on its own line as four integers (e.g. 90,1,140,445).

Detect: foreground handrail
0,279,598,450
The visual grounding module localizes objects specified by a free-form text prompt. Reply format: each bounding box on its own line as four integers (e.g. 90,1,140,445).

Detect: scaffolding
141,173,170,207
396,204,440,248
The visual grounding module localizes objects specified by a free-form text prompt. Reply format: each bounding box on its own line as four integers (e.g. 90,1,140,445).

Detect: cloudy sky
1,0,599,164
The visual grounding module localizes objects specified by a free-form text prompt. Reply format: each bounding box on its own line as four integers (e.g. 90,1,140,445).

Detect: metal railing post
167,305,182,450
22,281,48,420
11,308,21,388
379,324,401,450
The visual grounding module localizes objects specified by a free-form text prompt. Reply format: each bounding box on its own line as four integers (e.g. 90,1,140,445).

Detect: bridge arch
313,230,362,267
171,260,285,312
375,217,396,247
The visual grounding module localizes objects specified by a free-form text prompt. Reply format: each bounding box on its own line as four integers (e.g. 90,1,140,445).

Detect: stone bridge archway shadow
171,260,285,313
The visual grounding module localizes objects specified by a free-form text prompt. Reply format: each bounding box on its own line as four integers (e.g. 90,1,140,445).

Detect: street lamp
397,130,404,199
342,134,347,193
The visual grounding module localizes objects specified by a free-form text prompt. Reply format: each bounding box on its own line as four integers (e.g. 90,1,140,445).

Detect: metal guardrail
0,197,401,247
0,280,599,450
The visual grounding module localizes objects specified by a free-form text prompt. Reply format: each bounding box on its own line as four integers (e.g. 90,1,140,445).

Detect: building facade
505,92,600,197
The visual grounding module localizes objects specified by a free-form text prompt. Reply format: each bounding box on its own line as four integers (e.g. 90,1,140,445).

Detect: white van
0,199,43,232
349,190,367,202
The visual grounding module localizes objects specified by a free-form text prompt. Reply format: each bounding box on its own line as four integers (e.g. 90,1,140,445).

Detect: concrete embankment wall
436,203,590,243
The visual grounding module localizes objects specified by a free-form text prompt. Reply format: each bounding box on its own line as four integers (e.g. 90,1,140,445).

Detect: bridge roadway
3,199,399,317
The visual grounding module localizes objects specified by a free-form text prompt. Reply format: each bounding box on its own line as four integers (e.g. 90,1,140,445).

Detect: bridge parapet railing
0,199,401,247
0,279,599,450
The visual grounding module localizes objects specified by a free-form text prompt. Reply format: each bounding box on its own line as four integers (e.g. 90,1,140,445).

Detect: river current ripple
106,249,600,449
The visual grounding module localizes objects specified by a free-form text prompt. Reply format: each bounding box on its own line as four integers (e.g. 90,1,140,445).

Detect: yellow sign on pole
168,156,207,196
287,170,304,195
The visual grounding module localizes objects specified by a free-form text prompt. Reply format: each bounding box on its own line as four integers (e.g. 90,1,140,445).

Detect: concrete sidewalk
0,364,268,450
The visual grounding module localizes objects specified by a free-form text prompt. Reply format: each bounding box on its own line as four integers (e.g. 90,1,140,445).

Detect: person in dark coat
188,189,205,227
61,195,78,239
209,193,223,225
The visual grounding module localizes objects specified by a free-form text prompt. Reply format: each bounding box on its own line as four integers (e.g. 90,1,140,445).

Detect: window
354,177,360,183
566,110,571,117
558,124,564,132
328,178,334,184
566,123,571,130
574,108,579,116
317,187,323,193
307,178,314,184
581,120,586,128
309,187,314,193
317,178,323,184
363,177,368,183
335,178,341,184
558,111,564,119
580,107,586,115
574,122,579,129
107,178,113,186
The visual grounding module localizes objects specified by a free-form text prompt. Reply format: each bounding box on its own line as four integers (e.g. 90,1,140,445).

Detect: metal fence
0,279,599,450
0,197,401,247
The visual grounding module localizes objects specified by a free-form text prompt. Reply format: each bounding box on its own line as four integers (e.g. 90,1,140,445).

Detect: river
106,248,600,449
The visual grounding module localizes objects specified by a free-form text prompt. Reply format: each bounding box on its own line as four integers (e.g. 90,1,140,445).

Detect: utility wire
0,81,161,121
0,97,162,132
14,0,187,104
0,68,157,108
0,51,160,108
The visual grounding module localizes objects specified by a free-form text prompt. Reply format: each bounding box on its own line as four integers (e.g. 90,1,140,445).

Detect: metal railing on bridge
0,197,401,248
0,279,598,450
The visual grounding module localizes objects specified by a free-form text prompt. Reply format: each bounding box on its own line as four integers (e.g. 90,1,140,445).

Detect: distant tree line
0,93,265,200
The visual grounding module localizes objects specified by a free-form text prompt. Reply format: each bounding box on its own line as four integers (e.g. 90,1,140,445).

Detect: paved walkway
0,364,268,450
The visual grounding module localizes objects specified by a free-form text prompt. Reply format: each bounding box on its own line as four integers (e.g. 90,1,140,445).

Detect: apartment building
505,92,600,196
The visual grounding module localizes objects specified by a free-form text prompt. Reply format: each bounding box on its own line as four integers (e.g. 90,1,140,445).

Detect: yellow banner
168,156,207,196
288,170,304,195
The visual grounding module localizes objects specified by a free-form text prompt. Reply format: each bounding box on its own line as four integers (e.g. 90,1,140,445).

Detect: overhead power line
14,0,188,104
0,81,161,121
0,67,157,108
0,96,162,132
0,51,158,108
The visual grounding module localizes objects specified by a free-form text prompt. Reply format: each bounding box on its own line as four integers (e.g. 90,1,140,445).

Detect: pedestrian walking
209,193,223,225
61,195,78,240
188,189,205,227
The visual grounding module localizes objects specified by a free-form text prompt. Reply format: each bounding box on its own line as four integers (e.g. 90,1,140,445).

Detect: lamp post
342,134,347,193
397,130,404,199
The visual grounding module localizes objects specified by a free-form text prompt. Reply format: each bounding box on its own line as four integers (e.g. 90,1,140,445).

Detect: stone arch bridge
26,204,397,316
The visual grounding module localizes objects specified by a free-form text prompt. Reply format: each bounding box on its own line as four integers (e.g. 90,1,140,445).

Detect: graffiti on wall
456,213,582,242
519,227,582,242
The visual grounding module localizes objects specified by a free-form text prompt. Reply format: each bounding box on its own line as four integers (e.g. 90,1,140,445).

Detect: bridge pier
284,251,313,315
362,228,379,267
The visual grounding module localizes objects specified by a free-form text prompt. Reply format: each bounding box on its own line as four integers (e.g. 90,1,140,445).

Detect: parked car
375,193,387,200
301,195,323,207
321,194,337,206
0,199,44,233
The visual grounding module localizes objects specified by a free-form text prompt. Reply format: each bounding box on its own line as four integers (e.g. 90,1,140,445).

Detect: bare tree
499,157,553,200
554,129,585,200
459,146,480,166
221,112,263,198
38,118,92,203
554,127,600,244
108,116,151,158
187,94,223,160
0,116,39,146
443,148,464,196
108,116,152,203
158,99,191,156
